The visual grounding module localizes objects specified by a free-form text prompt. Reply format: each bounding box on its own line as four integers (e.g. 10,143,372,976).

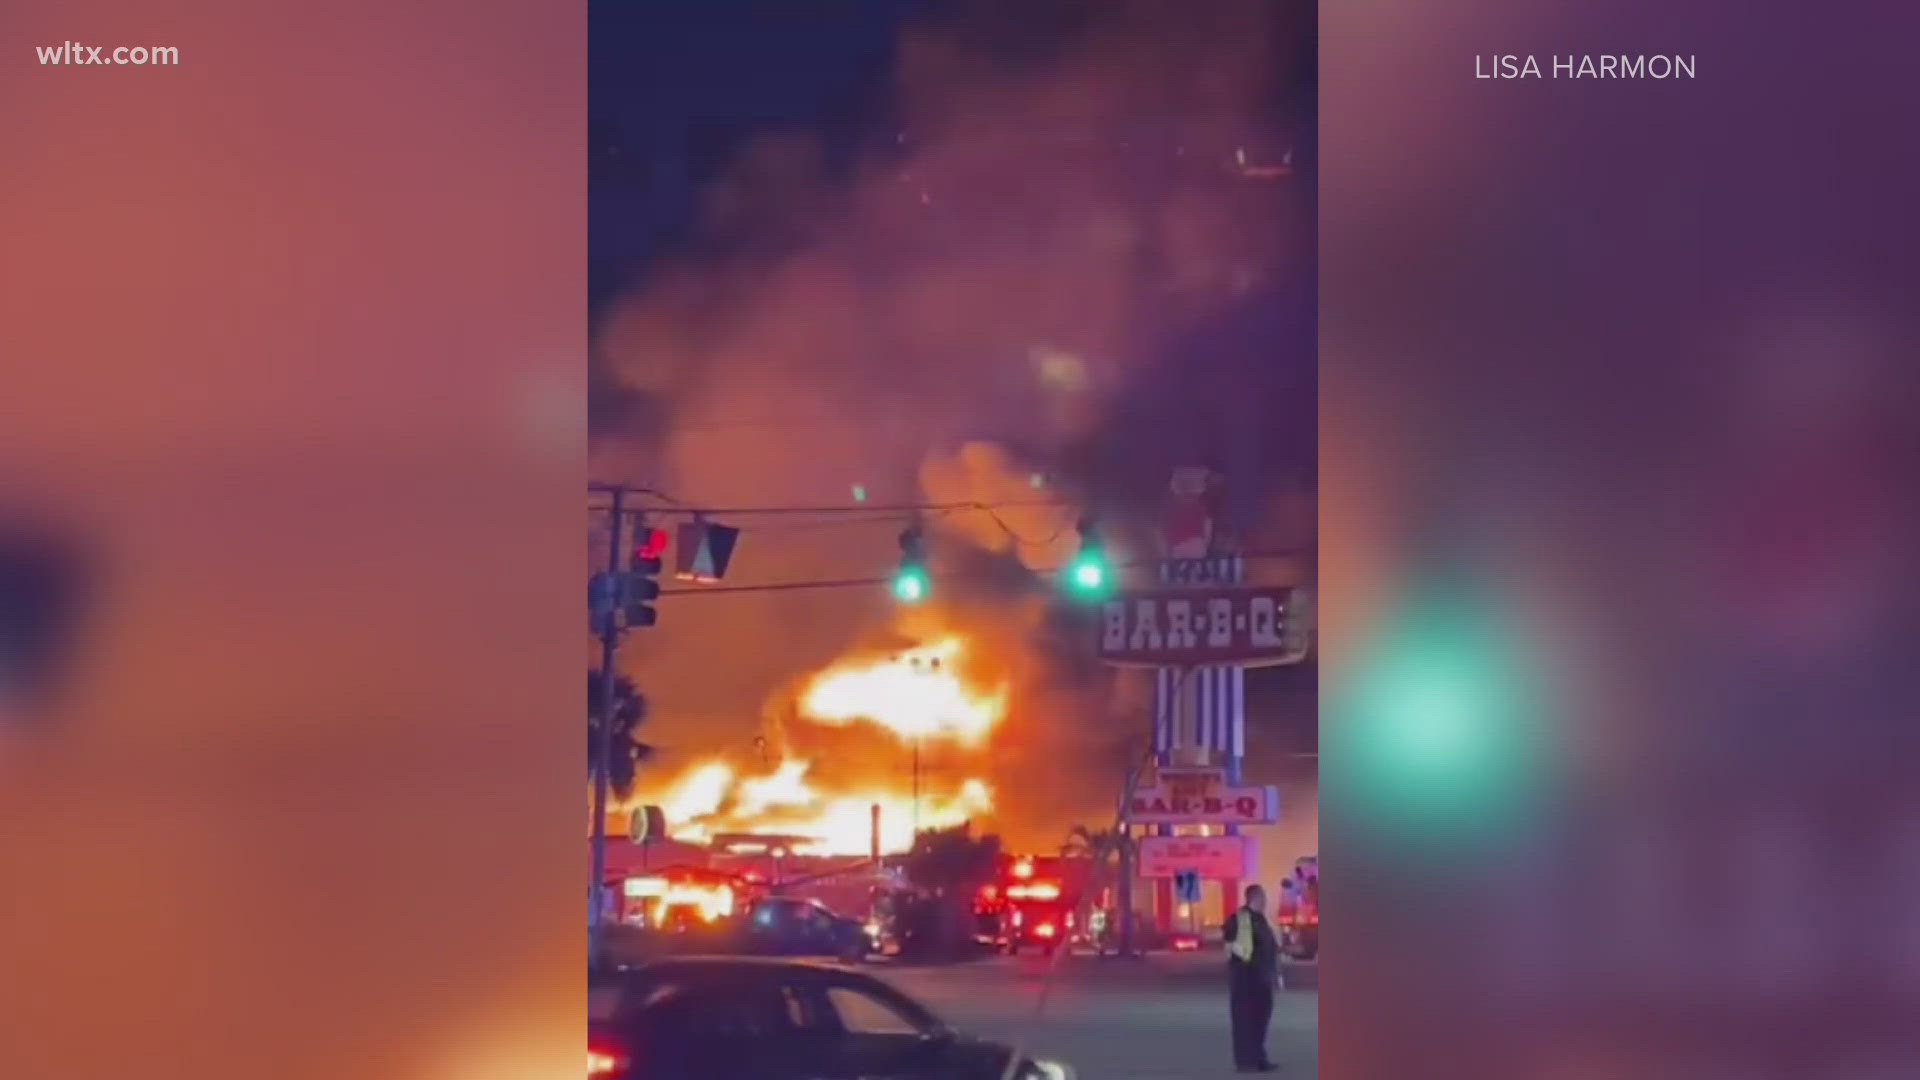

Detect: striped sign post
1156,554,1246,929
1096,471,1312,941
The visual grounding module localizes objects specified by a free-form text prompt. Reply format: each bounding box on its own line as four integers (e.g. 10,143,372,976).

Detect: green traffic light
1071,557,1106,591
1064,545,1110,597
893,568,929,603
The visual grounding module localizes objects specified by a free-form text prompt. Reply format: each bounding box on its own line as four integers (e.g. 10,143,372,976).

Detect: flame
659,761,733,828
630,635,1005,856
800,638,1007,746
661,883,735,921
641,757,992,857
735,759,813,817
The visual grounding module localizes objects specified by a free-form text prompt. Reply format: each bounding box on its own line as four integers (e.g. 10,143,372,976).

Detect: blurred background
1323,2,1920,1077
5,0,1918,1077
0,1,582,1077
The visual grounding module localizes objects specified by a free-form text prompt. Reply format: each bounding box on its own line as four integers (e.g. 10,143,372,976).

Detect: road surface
878,952,1317,1079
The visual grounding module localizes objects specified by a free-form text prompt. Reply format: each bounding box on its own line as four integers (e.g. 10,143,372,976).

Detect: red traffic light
634,527,669,561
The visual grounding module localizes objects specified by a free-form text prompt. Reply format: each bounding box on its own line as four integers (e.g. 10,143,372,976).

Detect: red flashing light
588,1046,626,1077
1035,922,1057,939
1012,860,1034,880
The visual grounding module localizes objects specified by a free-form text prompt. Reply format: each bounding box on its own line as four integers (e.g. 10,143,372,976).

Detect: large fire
800,638,1007,746
631,637,1005,856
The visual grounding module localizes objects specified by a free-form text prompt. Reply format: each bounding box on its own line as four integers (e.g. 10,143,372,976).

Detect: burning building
623,634,1016,856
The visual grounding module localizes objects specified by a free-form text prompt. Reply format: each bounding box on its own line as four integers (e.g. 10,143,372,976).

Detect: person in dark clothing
1222,883,1280,1073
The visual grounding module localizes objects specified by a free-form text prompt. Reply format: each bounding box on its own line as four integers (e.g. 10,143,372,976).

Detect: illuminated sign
1139,835,1257,880
1128,775,1279,825
1097,587,1311,667
1158,768,1228,799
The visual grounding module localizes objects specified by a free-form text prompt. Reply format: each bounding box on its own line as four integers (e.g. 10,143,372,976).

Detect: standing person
1222,883,1280,1073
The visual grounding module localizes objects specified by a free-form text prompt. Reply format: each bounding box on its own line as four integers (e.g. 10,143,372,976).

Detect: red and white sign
1139,835,1257,880
1156,767,1229,800
1162,468,1223,559
1129,773,1279,825
1097,586,1311,667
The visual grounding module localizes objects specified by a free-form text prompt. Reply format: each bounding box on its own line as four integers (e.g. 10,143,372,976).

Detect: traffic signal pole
589,487,625,961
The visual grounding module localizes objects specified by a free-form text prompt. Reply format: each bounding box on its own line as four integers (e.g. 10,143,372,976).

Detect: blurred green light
892,568,929,603
1065,551,1109,597
1328,571,1549,859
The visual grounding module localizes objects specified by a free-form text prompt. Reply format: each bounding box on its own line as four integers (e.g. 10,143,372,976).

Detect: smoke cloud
595,0,1314,849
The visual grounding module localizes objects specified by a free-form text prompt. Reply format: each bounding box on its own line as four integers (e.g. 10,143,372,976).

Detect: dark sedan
589,957,1073,1080
736,896,874,962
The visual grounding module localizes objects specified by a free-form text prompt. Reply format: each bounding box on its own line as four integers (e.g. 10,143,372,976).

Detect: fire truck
1277,855,1318,960
974,855,1091,957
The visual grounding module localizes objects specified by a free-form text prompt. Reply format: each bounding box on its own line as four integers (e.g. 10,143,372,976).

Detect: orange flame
630,634,1005,856
799,637,1006,746
642,757,992,856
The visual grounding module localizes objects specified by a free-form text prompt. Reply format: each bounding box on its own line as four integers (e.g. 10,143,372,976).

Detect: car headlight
1024,1059,1073,1080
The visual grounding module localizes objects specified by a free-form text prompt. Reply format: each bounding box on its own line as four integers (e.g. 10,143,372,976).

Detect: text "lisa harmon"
1477,54,1696,80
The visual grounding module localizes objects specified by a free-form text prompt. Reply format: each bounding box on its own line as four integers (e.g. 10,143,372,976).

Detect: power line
662,576,891,596
658,549,1313,597
588,492,1074,519
981,505,1071,549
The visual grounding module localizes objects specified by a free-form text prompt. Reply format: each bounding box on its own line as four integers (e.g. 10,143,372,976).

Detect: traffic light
623,527,666,627
1065,517,1111,598
893,527,930,603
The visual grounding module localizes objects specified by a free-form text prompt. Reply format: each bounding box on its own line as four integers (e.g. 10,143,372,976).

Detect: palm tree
905,822,1002,894
1061,824,1136,954
589,670,653,798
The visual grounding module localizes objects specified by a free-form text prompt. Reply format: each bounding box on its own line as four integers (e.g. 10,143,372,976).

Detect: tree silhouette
1060,823,1134,867
903,821,1002,894
1061,823,1137,953
899,822,1001,958
589,670,653,798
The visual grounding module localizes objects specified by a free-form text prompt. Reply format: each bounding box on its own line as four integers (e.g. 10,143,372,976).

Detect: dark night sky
590,1,1317,850
592,0,927,316
590,0,1317,485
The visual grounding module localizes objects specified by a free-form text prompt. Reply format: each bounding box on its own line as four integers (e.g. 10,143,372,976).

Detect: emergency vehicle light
588,1047,626,1077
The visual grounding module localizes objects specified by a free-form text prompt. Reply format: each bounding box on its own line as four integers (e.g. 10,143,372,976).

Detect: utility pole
589,487,624,961
1115,743,1152,960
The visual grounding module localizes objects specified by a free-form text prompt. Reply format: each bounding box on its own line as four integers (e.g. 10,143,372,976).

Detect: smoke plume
595,0,1314,849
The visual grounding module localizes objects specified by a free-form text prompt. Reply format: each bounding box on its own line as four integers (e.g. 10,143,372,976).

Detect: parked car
589,958,1074,1080
737,896,875,963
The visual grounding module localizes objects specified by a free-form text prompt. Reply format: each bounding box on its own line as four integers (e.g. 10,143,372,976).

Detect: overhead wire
657,549,1313,596
589,480,1074,520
